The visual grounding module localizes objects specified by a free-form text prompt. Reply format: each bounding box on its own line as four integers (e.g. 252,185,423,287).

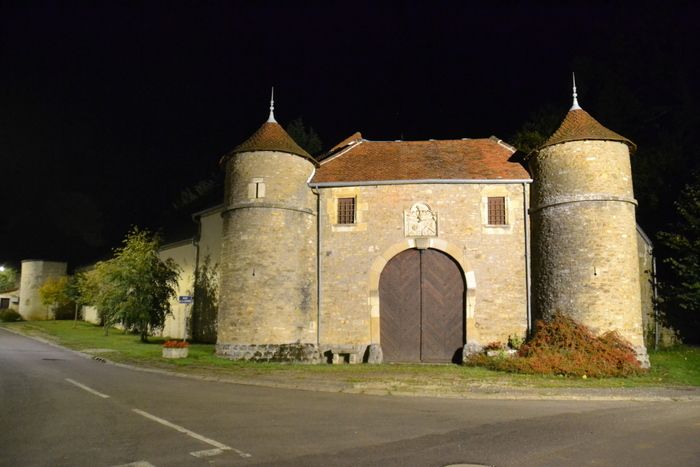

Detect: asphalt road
1,328,699,467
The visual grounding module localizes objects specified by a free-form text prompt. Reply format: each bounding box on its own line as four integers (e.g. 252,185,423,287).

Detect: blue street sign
178,296,194,304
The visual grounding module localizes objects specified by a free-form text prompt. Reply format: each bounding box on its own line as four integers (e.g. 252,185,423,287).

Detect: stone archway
378,248,466,363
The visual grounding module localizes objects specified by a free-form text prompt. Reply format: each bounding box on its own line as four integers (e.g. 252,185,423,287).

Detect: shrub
466,313,644,377
0,309,22,322
483,341,505,351
507,334,524,350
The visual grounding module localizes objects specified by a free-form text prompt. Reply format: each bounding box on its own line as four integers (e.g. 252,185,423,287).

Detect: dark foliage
658,173,700,343
190,255,218,344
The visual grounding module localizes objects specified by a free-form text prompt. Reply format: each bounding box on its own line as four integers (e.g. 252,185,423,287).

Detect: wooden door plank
379,249,421,362
420,249,465,363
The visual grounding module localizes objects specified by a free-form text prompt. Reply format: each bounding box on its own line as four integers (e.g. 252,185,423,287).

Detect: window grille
487,197,506,225
337,198,356,224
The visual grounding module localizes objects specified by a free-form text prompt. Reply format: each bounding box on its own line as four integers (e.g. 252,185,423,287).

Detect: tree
39,276,73,319
286,117,323,156
0,266,18,292
658,173,700,343
88,228,181,342
191,255,218,343
75,266,114,332
509,104,566,155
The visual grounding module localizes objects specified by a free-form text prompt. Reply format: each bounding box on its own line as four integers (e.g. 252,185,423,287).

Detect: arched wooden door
379,248,465,363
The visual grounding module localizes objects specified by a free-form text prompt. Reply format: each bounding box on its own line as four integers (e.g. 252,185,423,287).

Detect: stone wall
217,151,317,357
317,182,530,358
198,206,223,264
158,240,196,339
18,260,67,320
529,140,647,364
637,230,679,348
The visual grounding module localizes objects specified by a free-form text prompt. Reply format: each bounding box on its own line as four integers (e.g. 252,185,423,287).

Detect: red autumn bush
483,341,505,351
163,340,189,348
466,313,644,377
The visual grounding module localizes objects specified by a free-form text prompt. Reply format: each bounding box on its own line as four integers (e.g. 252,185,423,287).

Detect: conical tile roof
221,121,316,165
539,108,636,154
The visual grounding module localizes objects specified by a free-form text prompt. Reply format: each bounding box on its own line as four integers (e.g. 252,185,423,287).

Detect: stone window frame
481,188,514,235
247,178,266,200
337,197,356,225
327,188,367,233
487,196,507,225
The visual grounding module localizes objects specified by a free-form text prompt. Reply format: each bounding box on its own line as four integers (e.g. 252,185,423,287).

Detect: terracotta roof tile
539,109,636,154
221,121,316,165
312,136,530,184
328,132,363,153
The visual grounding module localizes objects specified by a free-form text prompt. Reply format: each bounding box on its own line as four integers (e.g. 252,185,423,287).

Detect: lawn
2,320,699,390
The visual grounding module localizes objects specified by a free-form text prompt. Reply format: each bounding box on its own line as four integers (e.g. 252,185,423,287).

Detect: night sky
1,2,698,269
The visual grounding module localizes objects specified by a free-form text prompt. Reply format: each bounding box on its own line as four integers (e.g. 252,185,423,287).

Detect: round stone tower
18,259,67,320
527,81,648,366
216,92,319,362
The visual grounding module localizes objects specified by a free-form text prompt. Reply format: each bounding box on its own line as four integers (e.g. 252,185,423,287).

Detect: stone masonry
530,139,648,366
316,182,530,360
212,94,653,366
217,150,318,359
18,260,67,321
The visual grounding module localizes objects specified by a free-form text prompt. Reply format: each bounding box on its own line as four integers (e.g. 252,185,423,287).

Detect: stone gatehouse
201,86,650,366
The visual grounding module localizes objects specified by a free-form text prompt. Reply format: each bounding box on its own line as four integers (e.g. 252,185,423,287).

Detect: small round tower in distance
527,78,649,367
216,91,319,362
18,260,67,320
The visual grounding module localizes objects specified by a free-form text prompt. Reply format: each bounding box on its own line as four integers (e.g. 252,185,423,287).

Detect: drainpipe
523,182,532,334
191,213,202,341
312,187,321,347
652,251,659,351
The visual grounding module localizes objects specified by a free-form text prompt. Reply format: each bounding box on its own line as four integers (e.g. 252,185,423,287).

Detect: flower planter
162,347,189,359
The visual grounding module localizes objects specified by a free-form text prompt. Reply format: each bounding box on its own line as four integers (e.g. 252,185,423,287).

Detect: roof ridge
319,139,364,166
362,137,494,143
329,132,363,152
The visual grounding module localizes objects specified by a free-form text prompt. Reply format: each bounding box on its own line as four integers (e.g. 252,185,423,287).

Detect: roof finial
267,86,276,123
571,72,581,111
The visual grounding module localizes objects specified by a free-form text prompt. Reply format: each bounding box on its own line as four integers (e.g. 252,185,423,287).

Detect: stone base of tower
634,345,650,369
216,343,322,363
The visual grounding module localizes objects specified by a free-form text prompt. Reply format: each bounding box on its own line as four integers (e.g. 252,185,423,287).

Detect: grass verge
2,320,699,390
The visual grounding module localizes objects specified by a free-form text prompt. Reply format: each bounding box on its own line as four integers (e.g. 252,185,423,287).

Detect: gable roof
312,135,530,184
538,108,636,154
220,121,317,166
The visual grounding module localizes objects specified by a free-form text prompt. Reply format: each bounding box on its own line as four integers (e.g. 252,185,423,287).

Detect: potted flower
162,340,189,359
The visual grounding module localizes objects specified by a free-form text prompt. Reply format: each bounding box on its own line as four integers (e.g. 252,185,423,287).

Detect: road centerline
132,408,252,458
65,378,110,399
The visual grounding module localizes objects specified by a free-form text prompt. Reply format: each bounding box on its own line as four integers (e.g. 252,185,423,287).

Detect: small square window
247,178,265,199
487,197,506,225
337,198,356,224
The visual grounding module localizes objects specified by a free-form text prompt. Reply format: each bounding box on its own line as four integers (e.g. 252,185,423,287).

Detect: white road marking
132,408,252,458
190,448,224,458
65,378,110,398
111,462,156,467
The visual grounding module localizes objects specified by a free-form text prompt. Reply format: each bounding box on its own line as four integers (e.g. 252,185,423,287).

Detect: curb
3,326,699,402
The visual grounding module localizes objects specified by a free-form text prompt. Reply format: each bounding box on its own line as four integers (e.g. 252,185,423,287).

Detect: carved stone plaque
404,203,438,238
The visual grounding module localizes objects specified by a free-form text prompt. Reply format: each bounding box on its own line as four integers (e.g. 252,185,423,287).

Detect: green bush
0,309,23,322
466,313,644,377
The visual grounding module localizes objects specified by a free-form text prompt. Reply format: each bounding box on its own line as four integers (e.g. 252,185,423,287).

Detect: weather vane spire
267,86,276,123
571,72,581,111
